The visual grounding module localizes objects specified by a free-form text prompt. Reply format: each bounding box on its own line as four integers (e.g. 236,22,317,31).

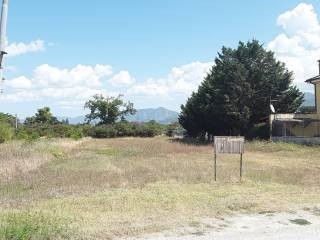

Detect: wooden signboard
213,136,245,181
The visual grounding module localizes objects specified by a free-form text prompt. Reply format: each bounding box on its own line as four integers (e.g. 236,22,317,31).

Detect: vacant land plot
0,137,320,239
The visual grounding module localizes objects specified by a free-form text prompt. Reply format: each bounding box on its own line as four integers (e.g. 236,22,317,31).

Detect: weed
51,147,64,159
0,211,72,240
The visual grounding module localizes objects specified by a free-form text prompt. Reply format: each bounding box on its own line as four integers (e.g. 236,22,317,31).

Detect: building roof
305,75,320,84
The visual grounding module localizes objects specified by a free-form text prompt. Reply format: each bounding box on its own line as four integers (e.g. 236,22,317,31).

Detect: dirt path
134,208,320,240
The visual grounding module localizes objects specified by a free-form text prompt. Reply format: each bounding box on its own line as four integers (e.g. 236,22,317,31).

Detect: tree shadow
169,137,212,146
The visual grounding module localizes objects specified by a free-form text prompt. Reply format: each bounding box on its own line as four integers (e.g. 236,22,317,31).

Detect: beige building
270,61,320,144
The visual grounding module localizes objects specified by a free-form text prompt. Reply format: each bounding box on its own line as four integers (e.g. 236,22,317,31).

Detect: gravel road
132,208,320,240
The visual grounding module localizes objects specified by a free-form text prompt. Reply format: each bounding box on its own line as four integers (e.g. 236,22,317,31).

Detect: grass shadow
169,137,212,146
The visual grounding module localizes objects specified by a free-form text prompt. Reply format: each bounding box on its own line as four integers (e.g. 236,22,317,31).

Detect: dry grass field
0,137,320,239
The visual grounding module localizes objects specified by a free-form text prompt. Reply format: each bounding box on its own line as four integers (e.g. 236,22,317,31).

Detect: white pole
0,0,8,52
0,0,9,89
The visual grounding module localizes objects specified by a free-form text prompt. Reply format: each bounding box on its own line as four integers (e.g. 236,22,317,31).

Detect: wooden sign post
213,136,245,181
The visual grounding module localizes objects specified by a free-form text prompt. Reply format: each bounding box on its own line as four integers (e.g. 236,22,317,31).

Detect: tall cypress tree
179,40,304,138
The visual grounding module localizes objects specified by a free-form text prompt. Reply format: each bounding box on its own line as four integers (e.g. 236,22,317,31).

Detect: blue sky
1,0,320,117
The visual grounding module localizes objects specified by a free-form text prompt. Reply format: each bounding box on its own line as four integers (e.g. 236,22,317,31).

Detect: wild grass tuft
50,147,65,159
0,211,72,240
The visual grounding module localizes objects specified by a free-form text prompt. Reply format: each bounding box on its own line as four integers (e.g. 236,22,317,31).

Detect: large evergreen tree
179,40,304,138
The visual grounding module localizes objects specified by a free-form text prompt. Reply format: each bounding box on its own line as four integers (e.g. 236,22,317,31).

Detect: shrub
91,125,118,138
246,123,269,139
80,124,94,137
165,123,180,137
0,123,15,143
16,120,166,140
115,121,134,136
16,129,39,142
17,124,85,140
134,121,164,137
68,127,84,140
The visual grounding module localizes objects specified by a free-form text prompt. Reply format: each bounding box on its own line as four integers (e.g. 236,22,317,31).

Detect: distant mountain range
125,107,179,124
303,92,315,106
58,107,179,125
57,92,315,124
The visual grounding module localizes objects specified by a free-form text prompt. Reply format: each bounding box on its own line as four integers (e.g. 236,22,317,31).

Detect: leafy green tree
0,112,16,126
25,107,59,125
84,94,136,125
179,40,304,138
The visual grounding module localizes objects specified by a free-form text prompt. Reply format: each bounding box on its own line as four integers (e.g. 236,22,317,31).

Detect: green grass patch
93,147,141,157
0,183,30,198
50,147,65,159
247,140,317,153
289,218,311,225
96,148,122,156
0,211,72,240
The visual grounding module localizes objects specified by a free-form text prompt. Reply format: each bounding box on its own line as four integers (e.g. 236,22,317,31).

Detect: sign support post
214,136,245,182
214,153,217,181
240,153,243,181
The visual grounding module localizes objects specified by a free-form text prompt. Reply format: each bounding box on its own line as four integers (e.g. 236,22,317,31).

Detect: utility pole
0,0,9,94
15,113,18,133
269,97,278,141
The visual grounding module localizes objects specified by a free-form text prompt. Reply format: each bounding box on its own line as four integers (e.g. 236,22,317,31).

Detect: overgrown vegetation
14,119,167,141
0,113,16,143
0,99,176,143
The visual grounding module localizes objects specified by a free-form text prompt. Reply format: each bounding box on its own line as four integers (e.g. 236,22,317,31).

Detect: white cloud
33,64,113,88
57,100,88,109
6,40,46,57
110,70,135,86
0,61,212,110
39,87,108,100
268,3,320,91
128,61,212,96
6,65,18,72
128,78,169,96
0,64,113,105
0,90,39,102
5,76,32,89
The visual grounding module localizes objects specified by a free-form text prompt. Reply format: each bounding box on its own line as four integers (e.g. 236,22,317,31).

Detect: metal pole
0,0,9,88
